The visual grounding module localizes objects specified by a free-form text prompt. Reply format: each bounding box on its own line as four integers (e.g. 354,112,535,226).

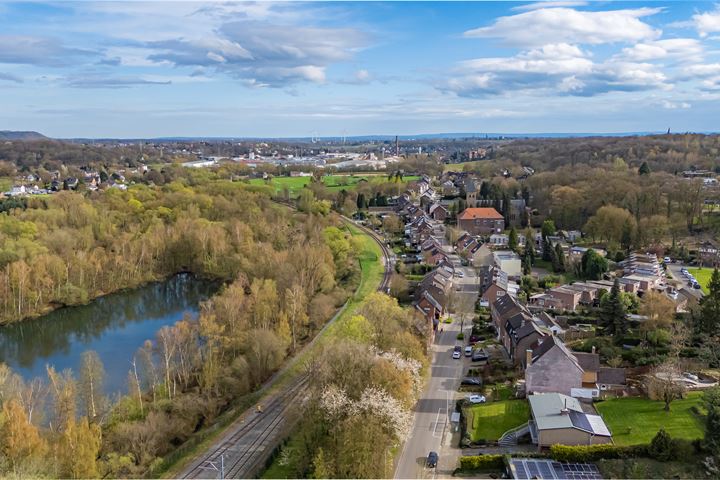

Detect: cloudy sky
1,0,720,137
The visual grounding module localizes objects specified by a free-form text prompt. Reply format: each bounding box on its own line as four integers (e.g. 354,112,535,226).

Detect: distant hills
0,131,48,141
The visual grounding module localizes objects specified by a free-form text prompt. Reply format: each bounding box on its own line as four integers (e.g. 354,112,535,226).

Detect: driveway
395,317,470,479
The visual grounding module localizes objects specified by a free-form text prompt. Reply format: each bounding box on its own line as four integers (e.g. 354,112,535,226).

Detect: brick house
457,207,504,235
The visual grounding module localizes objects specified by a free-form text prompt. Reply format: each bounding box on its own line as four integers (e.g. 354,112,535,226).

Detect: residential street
394,317,468,479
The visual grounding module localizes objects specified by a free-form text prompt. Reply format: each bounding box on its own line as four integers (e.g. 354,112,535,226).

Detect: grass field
687,267,712,294
595,392,705,445
464,399,530,442
247,174,419,197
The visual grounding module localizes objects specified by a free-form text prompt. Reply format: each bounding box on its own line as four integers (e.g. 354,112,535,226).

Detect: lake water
0,274,220,395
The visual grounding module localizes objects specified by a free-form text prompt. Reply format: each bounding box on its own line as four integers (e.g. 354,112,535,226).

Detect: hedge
549,444,648,462
459,455,506,471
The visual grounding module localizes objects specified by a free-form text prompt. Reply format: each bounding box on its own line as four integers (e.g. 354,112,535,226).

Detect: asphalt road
394,317,467,479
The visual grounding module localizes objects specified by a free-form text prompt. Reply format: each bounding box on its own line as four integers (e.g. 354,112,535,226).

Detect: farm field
247,174,419,197
595,391,705,445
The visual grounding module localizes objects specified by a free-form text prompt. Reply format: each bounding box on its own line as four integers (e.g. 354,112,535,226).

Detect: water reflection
0,274,220,395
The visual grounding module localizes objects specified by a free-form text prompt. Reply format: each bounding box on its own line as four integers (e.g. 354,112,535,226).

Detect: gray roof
597,367,626,385
574,352,600,372
529,393,611,437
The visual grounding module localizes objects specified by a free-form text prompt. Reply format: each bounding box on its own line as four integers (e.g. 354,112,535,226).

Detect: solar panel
539,462,554,479
528,461,540,477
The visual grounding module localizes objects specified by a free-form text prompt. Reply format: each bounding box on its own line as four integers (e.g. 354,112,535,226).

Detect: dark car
471,349,489,362
461,377,483,386
468,334,481,344
426,451,439,468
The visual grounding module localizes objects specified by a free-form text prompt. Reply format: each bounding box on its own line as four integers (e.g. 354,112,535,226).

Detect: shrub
648,429,673,461
459,455,505,471
457,333,465,340
549,444,647,462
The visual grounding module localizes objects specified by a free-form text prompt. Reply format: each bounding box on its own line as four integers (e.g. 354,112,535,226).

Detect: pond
0,273,220,395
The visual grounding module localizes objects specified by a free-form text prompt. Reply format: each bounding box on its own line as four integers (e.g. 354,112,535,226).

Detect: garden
595,391,705,445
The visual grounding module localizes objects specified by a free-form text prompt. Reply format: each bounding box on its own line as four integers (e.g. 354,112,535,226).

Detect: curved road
178,217,391,479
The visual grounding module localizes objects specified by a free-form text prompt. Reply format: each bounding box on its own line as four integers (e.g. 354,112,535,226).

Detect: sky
1,0,720,138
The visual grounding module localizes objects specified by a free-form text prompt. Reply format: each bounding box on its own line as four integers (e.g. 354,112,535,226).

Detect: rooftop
458,207,503,220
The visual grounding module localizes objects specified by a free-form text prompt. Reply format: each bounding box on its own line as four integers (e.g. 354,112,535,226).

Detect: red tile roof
458,207,503,220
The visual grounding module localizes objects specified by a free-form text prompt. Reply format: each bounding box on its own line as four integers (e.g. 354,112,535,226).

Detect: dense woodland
0,169,366,477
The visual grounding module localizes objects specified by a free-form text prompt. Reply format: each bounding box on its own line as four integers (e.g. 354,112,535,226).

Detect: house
490,294,525,335
457,207,504,235
561,230,582,242
505,313,547,364
441,180,459,196
529,286,582,312
699,241,720,267
489,233,526,247
481,282,507,305
525,336,584,395
428,202,449,222
469,243,494,268
525,336,604,397
528,393,612,448
493,251,522,279
597,367,627,394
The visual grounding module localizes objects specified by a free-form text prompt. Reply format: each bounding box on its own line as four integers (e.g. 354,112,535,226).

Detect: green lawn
687,267,712,294
595,392,705,445
247,174,419,197
464,399,530,442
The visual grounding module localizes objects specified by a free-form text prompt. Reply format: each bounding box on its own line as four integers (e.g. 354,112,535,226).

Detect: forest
0,169,366,477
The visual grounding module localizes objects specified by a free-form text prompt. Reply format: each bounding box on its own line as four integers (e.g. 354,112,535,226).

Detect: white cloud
619,39,704,62
445,43,671,98
660,100,691,109
464,7,662,46
693,5,720,37
512,2,589,12
0,35,98,67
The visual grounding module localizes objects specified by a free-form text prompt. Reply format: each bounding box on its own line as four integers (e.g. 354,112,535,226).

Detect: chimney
560,398,570,415
525,349,533,367
591,346,596,354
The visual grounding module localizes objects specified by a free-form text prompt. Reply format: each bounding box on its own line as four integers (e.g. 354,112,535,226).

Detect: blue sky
1,1,720,138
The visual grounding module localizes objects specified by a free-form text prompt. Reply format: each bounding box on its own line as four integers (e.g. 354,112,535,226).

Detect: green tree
598,279,628,338
638,161,651,175
580,249,609,280
553,243,565,273
708,407,720,455
697,268,720,335
648,428,673,460
541,219,555,239
508,227,519,252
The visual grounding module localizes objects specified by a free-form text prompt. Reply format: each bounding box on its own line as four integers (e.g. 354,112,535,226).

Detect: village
369,172,718,479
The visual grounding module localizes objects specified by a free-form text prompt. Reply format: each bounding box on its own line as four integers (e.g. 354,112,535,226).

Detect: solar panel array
511,459,603,480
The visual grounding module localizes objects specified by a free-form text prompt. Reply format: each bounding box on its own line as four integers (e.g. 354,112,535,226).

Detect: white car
464,346,473,357
467,394,486,404
452,350,462,359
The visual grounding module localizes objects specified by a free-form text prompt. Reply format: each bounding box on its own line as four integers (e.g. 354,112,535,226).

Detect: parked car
468,334,481,344
426,451,439,468
464,346,473,357
663,256,672,263
452,345,462,359
694,282,702,289
467,394,486,404
684,372,700,381
471,349,489,362
461,377,483,386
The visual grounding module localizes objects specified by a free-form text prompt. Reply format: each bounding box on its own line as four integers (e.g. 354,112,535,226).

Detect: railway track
178,213,391,479
181,375,310,479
